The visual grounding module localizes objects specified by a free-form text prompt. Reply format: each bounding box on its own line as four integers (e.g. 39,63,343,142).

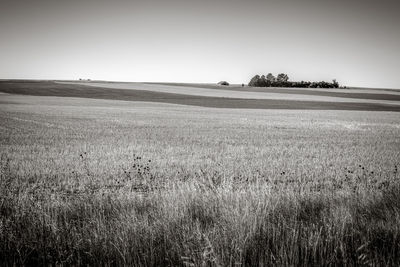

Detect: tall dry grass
1,154,399,266
1,95,400,265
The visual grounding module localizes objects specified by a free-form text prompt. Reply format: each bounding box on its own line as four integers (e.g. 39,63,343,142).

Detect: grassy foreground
1,158,400,266
1,95,400,266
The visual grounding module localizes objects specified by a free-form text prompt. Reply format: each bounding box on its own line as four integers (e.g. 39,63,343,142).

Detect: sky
1,0,399,88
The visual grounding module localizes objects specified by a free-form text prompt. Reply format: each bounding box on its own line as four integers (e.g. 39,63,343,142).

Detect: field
1,80,400,111
1,81,400,266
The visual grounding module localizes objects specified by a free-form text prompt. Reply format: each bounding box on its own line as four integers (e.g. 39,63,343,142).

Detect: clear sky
1,0,399,88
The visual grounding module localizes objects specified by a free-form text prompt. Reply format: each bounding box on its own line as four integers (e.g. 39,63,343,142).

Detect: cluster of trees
218,81,230,86
248,73,340,88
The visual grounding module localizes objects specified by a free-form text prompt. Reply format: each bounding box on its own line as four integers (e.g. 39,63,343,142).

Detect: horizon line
1,78,400,91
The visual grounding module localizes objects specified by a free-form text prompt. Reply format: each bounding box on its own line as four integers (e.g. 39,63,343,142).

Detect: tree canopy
248,73,339,88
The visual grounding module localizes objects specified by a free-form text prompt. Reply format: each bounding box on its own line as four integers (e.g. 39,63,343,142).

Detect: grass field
150,82,400,100
64,81,400,105
1,82,400,265
1,80,400,111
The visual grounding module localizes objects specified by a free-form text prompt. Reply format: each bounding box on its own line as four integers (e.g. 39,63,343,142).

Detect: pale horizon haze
1,0,399,88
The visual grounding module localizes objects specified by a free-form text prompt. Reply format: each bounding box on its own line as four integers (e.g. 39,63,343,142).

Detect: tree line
248,73,340,88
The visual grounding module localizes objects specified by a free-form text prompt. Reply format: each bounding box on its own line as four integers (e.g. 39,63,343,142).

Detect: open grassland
1,94,400,266
150,82,400,100
1,80,400,111
64,81,400,105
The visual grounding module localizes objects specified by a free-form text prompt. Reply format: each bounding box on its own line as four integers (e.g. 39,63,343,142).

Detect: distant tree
276,73,289,83
248,73,339,89
332,79,339,88
218,81,229,86
266,73,276,83
259,75,268,87
248,75,261,87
